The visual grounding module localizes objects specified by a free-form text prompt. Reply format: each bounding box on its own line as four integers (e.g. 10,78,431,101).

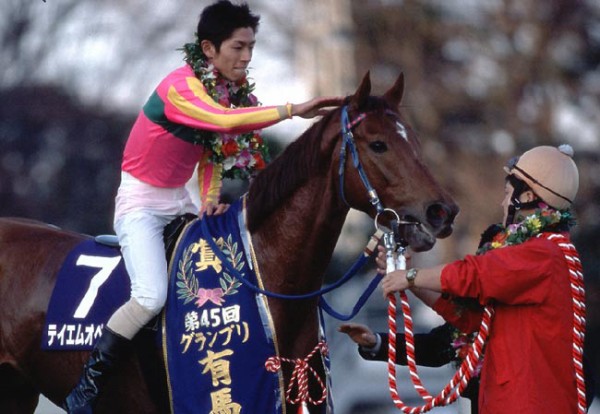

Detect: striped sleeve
163,72,288,134
197,152,222,209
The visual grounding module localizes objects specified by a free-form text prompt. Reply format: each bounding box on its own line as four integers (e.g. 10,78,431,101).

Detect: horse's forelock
350,96,391,116
246,108,341,232
366,96,391,113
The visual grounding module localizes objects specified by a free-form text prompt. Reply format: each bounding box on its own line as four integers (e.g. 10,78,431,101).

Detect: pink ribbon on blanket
195,288,225,306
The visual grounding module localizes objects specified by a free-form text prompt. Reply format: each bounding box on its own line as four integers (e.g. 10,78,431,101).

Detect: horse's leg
92,356,164,414
271,300,327,414
132,328,170,412
0,363,39,414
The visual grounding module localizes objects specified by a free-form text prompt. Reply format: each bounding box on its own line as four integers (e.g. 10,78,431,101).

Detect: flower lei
449,203,575,373
475,203,575,255
181,40,270,180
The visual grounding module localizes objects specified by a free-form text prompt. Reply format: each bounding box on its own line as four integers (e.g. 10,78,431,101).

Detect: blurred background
0,0,598,412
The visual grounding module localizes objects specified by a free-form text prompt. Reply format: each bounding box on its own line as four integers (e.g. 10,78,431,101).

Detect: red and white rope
387,291,493,413
544,233,587,413
395,291,432,402
265,341,329,410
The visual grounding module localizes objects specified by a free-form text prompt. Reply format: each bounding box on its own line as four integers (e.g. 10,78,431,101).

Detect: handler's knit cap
504,144,579,210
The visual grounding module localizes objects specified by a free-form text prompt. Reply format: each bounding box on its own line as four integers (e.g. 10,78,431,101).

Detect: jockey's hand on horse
201,202,230,216
292,96,345,119
338,323,378,348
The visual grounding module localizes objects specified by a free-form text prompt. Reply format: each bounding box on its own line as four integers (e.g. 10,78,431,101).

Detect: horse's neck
250,179,348,291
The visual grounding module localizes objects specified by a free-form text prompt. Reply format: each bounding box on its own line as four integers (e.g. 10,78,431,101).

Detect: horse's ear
383,72,405,109
349,71,371,110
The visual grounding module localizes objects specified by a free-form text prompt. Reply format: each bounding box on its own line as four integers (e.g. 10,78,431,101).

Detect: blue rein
200,217,381,320
198,105,384,320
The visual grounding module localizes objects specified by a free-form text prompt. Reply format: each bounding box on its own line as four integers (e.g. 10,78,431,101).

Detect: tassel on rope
298,401,310,414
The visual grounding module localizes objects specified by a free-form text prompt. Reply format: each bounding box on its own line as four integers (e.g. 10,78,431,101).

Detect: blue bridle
338,105,385,215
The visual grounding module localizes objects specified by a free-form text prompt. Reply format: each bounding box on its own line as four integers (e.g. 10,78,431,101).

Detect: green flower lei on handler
181,39,270,180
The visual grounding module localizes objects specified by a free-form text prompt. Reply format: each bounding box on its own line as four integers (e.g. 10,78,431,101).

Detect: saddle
163,213,197,259
94,213,197,261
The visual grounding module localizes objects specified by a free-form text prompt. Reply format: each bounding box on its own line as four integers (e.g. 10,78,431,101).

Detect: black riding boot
62,327,131,413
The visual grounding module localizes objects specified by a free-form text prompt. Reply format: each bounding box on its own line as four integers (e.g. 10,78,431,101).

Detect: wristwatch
406,268,418,287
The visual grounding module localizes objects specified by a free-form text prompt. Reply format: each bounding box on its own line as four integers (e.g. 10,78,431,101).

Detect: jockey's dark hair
196,0,260,52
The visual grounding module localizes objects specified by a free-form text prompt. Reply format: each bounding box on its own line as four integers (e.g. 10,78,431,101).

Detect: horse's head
331,72,459,251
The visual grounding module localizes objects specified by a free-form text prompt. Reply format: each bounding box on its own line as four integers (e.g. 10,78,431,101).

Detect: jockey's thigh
115,210,178,315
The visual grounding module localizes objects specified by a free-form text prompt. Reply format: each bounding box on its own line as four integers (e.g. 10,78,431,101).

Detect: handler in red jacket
379,144,588,413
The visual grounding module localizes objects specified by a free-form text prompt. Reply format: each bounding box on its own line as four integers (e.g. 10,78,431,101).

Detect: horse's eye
369,141,388,153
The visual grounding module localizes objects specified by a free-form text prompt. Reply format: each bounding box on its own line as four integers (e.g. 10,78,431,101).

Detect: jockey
374,145,592,413
63,1,343,412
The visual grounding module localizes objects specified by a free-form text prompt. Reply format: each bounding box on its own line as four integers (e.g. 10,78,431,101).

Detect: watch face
407,268,417,280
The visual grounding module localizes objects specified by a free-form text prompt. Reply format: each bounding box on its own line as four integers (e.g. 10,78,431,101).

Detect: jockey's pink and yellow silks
121,65,285,203
197,152,222,206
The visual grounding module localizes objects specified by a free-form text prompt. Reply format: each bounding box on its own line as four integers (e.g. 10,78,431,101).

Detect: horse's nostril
426,203,454,228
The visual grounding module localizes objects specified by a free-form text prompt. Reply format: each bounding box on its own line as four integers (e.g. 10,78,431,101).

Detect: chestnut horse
0,72,458,413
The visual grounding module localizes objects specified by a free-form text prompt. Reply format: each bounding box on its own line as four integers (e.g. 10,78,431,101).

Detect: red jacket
433,234,579,413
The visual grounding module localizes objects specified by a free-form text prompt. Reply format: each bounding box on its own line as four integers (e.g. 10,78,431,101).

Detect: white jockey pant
108,172,197,339
115,211,175,313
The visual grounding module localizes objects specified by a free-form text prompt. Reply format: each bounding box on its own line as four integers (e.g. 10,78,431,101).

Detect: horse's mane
246,108,340,233
246,97,392,233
